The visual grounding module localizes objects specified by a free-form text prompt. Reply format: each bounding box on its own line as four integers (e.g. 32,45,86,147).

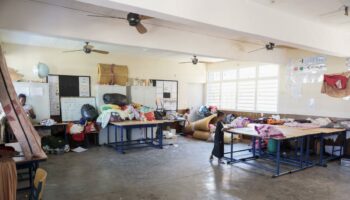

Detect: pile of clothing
284,117,333,129
97,103,155,128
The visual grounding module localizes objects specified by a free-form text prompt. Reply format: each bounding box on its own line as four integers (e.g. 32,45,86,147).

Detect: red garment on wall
324,75,348,89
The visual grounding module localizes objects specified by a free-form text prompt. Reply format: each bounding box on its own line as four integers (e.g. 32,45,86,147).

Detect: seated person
18,94,36,120
180,108,191,127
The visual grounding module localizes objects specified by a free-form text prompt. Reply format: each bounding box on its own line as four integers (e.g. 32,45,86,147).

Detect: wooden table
5,143,47,192
33,123,68,141
108,120,174,154
225,125,346,177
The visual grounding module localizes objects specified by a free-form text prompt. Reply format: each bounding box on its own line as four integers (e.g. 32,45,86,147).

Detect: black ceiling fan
179,55,207,65
248,42,294,53
88,12,153,34
63,42,109,54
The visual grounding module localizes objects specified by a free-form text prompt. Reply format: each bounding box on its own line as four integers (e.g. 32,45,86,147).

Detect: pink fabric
255,125,285,139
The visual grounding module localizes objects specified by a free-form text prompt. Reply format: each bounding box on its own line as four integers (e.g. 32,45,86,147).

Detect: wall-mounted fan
248,42,294,53
179,55,207,65
88,12,153,34
63,42,109,54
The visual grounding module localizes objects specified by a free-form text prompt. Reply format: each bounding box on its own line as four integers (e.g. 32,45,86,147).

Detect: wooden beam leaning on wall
0,45,47,159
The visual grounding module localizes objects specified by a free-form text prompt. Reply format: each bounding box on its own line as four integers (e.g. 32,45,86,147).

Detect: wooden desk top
226,125,345,140
4,143,47,164
110,120,167,126
33,122,68,128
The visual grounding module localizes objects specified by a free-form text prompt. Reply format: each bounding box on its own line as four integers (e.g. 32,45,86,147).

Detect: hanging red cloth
324,75,348,89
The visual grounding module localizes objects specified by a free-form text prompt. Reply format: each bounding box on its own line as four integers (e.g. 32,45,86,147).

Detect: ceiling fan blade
139,15,153,20
275,45,296,50
135,23,147,34
320,6,344,17
179,62,192,64
87,14,126,20
62,49,83,53
91,49,109,54
248,47,266,53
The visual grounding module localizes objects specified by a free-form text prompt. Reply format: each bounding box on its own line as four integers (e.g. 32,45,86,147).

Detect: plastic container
268,139,277,153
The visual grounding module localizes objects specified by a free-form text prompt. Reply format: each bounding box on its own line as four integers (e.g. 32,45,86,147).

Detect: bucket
268,139,277,153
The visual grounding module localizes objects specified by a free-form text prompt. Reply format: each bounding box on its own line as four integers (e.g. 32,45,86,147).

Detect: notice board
47,74,91,117
152,79,178,111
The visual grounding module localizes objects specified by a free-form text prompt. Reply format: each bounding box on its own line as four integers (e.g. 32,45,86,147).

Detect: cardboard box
98,63,128,86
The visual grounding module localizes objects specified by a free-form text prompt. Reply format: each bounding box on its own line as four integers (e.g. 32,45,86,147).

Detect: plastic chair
31,168,47,200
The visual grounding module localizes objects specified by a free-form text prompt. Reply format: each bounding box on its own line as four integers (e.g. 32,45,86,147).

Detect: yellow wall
207,50,350,118
3,43,206,109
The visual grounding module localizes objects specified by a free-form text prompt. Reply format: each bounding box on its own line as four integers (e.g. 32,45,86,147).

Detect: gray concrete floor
20,136,350,200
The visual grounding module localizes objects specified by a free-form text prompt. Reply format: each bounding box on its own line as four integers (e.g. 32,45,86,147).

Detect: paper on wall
79,77,90,97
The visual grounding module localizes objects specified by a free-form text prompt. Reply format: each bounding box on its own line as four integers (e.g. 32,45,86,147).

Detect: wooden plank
0,45,46,159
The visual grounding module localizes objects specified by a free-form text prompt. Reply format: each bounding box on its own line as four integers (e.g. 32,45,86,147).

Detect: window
206,83,220,106
208,71,221,82
221,82,236,109
239,67,256,79
222,69,237,80
237,80,256,111
206,65,279,112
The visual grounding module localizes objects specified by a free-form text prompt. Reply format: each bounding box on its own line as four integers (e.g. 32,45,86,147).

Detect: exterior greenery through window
207,65,279,112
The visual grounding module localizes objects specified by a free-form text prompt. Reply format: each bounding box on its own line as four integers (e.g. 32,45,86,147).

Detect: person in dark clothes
210,111,232,164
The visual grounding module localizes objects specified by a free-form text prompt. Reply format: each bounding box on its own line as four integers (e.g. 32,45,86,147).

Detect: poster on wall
286,56,327,99
48,75,60,115
79,76,90,97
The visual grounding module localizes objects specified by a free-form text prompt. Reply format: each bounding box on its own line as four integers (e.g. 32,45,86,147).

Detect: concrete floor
20,136,350,200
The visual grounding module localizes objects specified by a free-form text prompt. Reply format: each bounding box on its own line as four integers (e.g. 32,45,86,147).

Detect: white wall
3,43,206,109
207,51,350,118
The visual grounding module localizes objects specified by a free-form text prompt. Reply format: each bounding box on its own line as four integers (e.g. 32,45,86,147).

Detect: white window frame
206,65,279,113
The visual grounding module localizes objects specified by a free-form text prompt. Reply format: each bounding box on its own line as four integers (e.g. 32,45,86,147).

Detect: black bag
81,104,98,121
103,93,129,106
154,111,165,120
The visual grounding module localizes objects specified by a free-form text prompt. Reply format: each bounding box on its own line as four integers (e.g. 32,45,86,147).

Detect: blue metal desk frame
224,129,346,178
107,122,164,154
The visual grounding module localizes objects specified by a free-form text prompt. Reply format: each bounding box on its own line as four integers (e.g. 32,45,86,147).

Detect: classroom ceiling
249,0,350,30
24,0,271,46
0,29,226,63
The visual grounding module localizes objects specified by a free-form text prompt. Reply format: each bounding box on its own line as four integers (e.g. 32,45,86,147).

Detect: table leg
151,127,154,145
319,134,325,166
158,125,163,149
305,135,310,167
114,126,117,150
299,137,304,168
258,138,262,157
230,133,233,163
252,136,256,157
120,127,124,153
275,140,281,176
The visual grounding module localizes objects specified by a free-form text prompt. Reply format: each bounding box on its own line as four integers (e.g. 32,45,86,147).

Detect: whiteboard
13,82,50,122
129,86,156,109
60,97,96,122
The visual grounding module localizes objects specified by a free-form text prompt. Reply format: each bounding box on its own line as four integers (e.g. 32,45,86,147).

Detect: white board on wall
60,97,96,122
13,82,50,122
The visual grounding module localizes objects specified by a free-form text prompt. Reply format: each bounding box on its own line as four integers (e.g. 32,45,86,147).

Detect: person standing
210,111,231,164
